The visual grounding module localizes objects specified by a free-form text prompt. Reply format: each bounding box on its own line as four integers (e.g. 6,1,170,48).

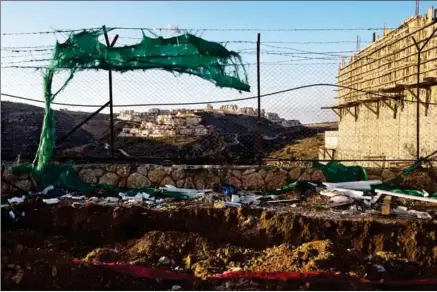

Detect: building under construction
321,6,437,166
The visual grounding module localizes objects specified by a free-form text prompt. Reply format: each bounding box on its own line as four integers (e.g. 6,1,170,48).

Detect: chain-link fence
1,26,436,166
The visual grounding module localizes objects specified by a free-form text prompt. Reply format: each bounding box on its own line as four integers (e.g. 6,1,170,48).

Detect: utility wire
3,84,436,107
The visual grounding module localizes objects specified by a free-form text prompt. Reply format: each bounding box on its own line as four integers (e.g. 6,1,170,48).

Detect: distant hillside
1,101,95,159
2,101,335,164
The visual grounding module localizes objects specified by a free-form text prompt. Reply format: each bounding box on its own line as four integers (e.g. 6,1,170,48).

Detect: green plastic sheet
11,163,201,200
313,162,368,182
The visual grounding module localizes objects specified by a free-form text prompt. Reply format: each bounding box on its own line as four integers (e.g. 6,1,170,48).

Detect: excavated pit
2,199,437,290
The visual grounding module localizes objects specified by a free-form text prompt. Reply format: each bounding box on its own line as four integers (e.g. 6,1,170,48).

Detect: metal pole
412,36,422,161
256,33,262,167
103,26,118,162
411,27,436,160
56,101,111,144
415,46,420,160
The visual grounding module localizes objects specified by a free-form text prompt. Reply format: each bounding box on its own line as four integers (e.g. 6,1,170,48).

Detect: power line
3,84,436,108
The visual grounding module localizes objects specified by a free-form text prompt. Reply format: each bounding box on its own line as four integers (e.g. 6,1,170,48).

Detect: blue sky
1,1,432,123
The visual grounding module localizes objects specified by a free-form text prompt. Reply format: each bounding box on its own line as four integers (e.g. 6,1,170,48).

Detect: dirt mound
399,167,437,193
126,231,208,266
245,240,349,273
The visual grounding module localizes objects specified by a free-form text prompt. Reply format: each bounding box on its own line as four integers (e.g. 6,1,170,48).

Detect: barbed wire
1,27,391,36
0,61,338,70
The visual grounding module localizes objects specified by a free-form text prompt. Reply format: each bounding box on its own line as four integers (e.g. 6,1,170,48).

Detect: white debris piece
375,189,437,203
373,264,387,273
42,185,55,195
9,210,16,220
323,180,382,191
240,195,263,205
321,188,371,201
138,192,150,199
42,198,59,205
104,197,119,202
158,256,171,265
423,190,429,197
392,206,432,219
61,194,86,200
320,189,340,197
231,195,240,203
328,195,355,206
160,185,212,195
7,196,26,204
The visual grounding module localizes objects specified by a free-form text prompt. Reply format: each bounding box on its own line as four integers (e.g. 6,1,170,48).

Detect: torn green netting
312,162,368,182
11,163,201,200
24,27,249,173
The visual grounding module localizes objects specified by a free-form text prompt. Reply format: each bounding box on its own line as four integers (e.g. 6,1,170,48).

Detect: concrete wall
336,88,437,164
1,164,402,195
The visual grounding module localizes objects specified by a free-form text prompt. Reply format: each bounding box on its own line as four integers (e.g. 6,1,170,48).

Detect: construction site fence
1,30,436,167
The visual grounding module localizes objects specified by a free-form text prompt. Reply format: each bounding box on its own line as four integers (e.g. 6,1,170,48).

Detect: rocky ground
2,190,437,291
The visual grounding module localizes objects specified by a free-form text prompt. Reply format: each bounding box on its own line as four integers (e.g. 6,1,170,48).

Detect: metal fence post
411,27,437,160
257,33,262,167
103,26,119,162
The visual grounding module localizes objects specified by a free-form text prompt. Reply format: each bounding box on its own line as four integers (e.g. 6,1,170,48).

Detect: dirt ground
2,194,437,291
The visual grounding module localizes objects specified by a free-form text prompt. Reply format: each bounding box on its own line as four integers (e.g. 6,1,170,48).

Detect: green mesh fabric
27,28,249,172
312,161,368,182
53,28,250,91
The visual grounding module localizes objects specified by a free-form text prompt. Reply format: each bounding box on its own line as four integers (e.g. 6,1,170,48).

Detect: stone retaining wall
1,164,402,195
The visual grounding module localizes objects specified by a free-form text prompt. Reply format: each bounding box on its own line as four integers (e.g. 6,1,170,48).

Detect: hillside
1,101,95,160
1,101,336,164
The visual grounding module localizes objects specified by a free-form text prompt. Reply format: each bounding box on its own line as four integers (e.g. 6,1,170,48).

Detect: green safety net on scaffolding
11,27,250,197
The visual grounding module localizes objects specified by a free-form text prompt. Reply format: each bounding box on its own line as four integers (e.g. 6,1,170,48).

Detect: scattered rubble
2,160,437,290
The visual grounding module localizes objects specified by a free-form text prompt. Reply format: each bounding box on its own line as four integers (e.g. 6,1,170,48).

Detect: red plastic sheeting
74,259,437,286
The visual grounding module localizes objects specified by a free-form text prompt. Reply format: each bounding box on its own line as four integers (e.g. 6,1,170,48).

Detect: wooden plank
362,102,378,116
